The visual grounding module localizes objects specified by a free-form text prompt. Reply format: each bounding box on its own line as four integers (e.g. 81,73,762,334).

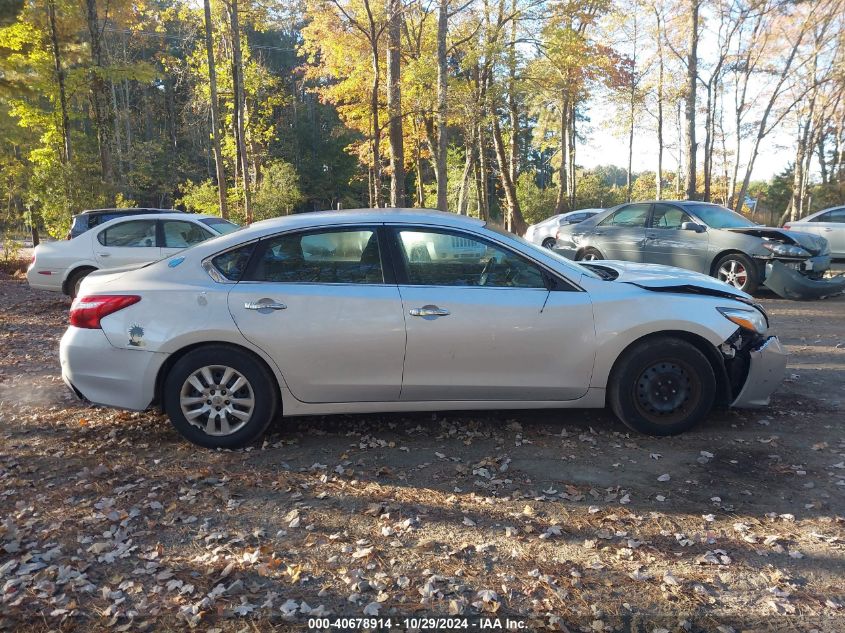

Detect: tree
203,0,228,219
386,0,405,206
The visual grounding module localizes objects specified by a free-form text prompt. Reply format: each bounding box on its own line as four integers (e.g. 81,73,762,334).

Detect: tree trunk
228,0,252,222
47,0,71,164
457,139,474,215
702,82,712,201
684,0,699,200
204,0,229,218
554,97,568,214
85,0,115,183
508,0,519,188
491,112,526,234
370,46,383,207
567,103,576,209
386,0,405,207
435,0,448,211
627,86,634,202
654,5,663,200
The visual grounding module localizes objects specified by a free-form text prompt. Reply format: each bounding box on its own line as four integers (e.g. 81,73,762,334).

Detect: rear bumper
60,326,167,410
26,266,64,292
731,336,787,408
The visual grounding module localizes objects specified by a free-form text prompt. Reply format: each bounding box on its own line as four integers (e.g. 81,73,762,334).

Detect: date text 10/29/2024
307,617,527,630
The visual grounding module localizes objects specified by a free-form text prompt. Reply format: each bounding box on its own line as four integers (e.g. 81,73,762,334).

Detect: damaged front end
762,260,845,300
729,226,844,299
719,328,788,408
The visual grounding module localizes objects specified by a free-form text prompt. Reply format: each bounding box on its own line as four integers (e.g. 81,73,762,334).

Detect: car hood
583,260,751,300
725,227,827,255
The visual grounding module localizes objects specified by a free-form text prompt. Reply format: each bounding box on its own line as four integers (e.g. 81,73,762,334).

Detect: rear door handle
245,299,287,311
96,252,110,257
409,306,450,317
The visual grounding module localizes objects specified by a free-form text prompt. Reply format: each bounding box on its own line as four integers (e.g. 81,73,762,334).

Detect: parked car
61,208,786,449
554,201,836,298
783,206,845,259
28,213,239,297
524,209,603,248
67,208,186,240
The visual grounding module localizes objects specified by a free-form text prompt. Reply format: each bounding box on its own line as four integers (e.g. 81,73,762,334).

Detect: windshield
484,224,602,280
201,218,241,235
688,204,756,229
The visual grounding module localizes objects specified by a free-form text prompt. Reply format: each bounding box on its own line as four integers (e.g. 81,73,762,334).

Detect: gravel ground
0,265,843,632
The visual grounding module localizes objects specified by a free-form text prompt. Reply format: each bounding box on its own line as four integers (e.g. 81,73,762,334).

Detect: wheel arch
153,341,284,412
62,265,98,295
607,330,732,406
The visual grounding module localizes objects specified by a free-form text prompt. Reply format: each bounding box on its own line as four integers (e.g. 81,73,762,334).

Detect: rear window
211,243,255,281
200,218,241,235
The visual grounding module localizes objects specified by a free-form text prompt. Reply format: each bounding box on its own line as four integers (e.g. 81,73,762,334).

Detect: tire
67,267,96,299
541,237,557,250
163,345,278,448
608,337,716,436
576,247,604,261
713,253,759,294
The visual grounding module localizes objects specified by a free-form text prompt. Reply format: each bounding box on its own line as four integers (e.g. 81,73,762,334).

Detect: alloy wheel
179,365,255,436
717,259,748,289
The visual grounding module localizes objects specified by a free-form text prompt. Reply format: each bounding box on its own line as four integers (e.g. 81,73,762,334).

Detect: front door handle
97,252,110,257
409,305,450,317
245,299,287,311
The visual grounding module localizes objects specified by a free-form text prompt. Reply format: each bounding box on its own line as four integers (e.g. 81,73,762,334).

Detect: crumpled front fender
763,260,845,300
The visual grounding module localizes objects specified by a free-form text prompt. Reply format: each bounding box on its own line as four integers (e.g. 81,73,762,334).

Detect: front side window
396,229,546,288
598,204,650,228
162,220,213,247
651,204,693,229
246,228,383,284
97,219,157,247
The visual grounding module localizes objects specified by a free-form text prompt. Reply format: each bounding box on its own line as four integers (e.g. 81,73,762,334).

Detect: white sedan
27,213,239,297
524,209,603,248
784,206,845,259
60,209,787,448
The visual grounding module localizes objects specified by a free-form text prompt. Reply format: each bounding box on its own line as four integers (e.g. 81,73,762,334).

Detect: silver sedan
60,209,786,448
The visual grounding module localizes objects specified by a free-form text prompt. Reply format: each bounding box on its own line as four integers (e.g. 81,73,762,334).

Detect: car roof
250,208,486,231
93,213,222,230
77,208,184,216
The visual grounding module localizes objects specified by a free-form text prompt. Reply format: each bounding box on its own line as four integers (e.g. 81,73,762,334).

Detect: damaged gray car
554,200,845,299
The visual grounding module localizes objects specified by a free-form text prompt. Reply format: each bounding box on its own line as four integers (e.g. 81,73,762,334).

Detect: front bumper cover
731,335,787,408
763,260,845,300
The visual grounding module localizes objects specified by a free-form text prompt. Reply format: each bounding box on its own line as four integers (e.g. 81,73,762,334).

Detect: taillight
69,295,140,329
783,223,791,230
30,253,36,265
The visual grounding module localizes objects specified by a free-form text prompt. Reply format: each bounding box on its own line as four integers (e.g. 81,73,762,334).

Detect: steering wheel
479,257,497,286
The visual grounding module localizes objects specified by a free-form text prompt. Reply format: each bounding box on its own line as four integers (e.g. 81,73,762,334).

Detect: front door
389,227,596,401
643,203,711,272
93,218,162,267
591,203,650,261
226,226,406,403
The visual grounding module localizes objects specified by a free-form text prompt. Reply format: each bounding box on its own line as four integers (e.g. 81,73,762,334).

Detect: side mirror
681,222,706,233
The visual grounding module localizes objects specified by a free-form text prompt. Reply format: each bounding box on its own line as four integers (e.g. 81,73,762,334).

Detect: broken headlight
762,241,810,258
718,306,767,334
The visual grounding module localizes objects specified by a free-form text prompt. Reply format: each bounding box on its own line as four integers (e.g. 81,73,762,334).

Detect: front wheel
608,337,715,436
576,247,604,261
713,253,759,294
163,346,278,448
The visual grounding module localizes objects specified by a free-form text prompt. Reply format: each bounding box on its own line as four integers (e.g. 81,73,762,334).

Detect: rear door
808,209,845,257
226,225,406,403
389,226,595,401
591,203,650,261
643,203,710,272
94,219,161,267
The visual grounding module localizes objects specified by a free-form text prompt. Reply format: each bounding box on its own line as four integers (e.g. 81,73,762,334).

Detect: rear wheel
163,346,278,448
576,247,604,261
67,267,96,298
608,337,715,436
541,237,557,249
713,253,759,294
